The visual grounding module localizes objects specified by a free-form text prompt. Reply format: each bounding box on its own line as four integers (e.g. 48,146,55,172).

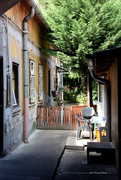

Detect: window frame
38,64,43,102
12,63,19,107
29,60,36,104
6,74,11,107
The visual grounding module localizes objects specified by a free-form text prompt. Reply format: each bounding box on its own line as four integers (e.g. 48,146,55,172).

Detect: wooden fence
37,105,89,130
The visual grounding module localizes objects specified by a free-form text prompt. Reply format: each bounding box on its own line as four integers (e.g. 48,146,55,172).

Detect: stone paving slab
65,130,97,150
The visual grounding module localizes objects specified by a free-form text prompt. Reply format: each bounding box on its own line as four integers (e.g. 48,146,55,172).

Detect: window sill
29,103,36,107
12,106,21,117
38,101,43,105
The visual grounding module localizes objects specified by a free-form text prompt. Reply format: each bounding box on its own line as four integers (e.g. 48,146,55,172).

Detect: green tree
36,0,121,75
36,0,121,104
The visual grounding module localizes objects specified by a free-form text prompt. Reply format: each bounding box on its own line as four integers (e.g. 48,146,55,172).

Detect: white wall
98,84,107,117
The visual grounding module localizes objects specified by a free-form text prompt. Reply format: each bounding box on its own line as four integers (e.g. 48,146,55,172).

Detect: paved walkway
55,131,119,180
0,130,70,180
0,130,119,180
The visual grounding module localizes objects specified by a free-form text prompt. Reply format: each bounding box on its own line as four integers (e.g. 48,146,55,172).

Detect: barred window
38,64,43,101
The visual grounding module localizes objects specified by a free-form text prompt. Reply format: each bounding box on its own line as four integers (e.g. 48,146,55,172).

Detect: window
6,74,11,107
12,63,18,106
30,60,35,103
38,65,43,101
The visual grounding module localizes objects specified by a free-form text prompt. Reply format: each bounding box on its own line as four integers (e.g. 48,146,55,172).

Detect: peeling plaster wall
1,15,24,154
27,40,48,135
0,17,8,154
0,17,23,154
1,1,61,155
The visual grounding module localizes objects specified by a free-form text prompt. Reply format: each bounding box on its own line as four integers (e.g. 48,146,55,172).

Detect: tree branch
40,48,76,57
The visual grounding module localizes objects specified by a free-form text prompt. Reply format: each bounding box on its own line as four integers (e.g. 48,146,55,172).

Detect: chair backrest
75,113,80,119
82,107,95,119
75,113,90,128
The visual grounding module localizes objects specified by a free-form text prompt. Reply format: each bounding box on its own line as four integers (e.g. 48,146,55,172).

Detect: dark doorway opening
0,57,3,156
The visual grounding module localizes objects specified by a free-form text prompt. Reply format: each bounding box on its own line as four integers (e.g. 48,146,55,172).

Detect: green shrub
76,93,87,105
64,86,77,103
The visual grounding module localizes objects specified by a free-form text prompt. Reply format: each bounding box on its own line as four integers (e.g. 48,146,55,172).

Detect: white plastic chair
75,107,95,140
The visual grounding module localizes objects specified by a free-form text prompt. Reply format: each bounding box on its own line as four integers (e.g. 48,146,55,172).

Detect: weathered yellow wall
28,51,48,104
6,1,49,110
5,1,48,47
11,36,23,114
3,0,60,156
6,2,26,30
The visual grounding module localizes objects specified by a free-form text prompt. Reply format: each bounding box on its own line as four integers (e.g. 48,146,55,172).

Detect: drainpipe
90,70,110,86
26,0,50,31
6,16,10,72
90,70,111,141
23,7,35,143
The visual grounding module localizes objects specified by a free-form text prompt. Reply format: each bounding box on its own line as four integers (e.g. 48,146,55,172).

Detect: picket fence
37,105,97,130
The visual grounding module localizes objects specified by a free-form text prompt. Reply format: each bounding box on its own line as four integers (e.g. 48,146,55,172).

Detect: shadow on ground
0,130,119,180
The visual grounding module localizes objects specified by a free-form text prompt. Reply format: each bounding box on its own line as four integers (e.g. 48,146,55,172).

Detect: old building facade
0,0,61,155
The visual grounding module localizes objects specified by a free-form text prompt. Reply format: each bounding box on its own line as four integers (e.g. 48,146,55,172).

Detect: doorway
0,57,3,156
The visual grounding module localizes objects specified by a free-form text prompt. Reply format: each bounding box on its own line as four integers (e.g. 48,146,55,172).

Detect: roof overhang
56,65,69,74
86,47,121,76
0,0,21,16
22,0,50,31
1,0,50,32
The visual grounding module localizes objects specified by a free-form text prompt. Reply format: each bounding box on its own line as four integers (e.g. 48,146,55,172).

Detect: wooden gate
69,105,86,129
37,105,87,130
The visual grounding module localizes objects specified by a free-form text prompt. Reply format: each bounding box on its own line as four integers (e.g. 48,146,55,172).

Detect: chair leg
77,129,82,139
89,130,92,141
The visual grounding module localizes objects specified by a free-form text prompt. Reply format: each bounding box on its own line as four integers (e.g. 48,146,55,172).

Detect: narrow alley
0,130,119,180
0,0,121,179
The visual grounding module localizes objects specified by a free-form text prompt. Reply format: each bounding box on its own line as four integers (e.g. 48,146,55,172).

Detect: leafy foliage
64,86,77,103
36,0,121,105
76,93,88,105
63,75,82,92
92,80,98,102
36,0,121,76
